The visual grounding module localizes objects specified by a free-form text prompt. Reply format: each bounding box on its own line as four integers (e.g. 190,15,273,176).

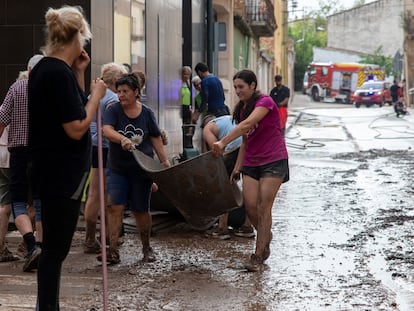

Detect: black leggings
37,197,81,311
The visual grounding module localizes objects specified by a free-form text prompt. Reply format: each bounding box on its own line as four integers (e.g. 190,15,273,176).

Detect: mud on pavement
2,149,414,310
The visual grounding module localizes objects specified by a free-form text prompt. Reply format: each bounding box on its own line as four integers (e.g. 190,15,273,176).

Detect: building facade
403,0,414,106
0,0,197,157
1,0,279,158
233,0,277,96
327,0,403,59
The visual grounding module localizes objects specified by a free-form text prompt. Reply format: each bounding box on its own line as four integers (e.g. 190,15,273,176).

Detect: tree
288,0,346,91
308,0,345,18
289,17,327,90
353,0,366,8
359,46,397,77
288,0,391,91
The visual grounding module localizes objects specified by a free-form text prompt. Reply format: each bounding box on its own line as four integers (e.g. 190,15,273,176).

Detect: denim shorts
241,158,289,182
106,169,152,213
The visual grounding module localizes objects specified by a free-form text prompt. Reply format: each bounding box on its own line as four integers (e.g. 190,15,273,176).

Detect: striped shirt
0,79,29,148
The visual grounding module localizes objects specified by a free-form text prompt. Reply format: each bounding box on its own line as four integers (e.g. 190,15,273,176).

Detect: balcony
245,0,277,37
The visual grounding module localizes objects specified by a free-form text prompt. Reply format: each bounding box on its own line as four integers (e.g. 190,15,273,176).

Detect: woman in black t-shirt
102,73,170,264
28,6,106,310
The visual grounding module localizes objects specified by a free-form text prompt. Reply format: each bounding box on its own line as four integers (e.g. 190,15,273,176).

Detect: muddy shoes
96,246,155,264
23,246,41,272
97,247,120,265
234,225,255,238
142,246,156,263
245,254,263,272
205,227,231,240
0,247,19,262
106,248,120,264
83,239,101,254
17,240,27,258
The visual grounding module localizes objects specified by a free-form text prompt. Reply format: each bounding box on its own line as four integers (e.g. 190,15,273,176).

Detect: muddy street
2,96,414,310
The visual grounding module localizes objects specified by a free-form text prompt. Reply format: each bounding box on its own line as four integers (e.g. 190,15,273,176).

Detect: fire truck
305,62,385,104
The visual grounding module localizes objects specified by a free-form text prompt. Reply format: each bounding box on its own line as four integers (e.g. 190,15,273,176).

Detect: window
114,0,146,74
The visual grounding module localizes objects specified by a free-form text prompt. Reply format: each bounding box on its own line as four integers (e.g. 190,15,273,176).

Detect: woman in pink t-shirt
212,69,289,272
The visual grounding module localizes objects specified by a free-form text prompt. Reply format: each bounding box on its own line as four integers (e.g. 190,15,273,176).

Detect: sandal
0,247,19,262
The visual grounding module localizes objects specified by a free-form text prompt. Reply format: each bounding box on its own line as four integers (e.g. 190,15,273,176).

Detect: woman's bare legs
83,168,103,253
256,177,282,258
133,211,155,262
242,175,283,268
104,204,123,263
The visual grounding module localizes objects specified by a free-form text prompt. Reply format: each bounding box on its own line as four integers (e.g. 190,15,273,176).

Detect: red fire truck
305,62,385,104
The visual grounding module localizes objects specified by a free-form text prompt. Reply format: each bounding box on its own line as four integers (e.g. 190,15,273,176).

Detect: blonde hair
101,63,128,85
42,6,92,55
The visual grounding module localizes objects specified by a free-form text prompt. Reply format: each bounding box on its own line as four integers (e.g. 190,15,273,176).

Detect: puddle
368,239,414,311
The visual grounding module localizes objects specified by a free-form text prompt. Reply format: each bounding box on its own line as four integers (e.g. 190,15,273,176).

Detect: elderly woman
102,72,170,264
28,5,106,310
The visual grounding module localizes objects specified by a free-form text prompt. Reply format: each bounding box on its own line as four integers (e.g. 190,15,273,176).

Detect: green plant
359,46,397,77
289,17,327,90
401,10,413,34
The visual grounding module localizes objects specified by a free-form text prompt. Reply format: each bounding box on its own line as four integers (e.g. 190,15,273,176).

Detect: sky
291,0,377,17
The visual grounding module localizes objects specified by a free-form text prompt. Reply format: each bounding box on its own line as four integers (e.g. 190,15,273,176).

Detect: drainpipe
206,0,214,72
182,0,192,67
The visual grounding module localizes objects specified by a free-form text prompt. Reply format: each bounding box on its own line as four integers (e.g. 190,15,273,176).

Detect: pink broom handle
96,104,109,310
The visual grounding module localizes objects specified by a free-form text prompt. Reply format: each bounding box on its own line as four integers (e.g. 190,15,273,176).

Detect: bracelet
160,159,168,163
121,137,129,144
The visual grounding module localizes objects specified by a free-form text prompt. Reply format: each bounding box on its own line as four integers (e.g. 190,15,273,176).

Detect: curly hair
115,73,142,99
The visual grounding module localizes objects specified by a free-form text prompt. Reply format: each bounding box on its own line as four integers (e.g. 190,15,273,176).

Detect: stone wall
327,0,403,58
